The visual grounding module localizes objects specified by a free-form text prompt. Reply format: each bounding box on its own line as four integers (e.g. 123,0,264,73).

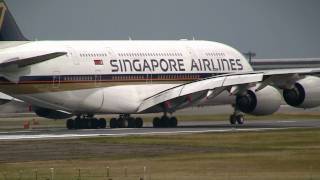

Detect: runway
0,119,319,140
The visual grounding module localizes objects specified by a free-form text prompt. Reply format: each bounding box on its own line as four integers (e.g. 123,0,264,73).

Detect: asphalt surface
0,119,319,141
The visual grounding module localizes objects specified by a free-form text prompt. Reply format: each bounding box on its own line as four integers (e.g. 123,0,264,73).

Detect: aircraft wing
0,51,67,68
137,68,320,113
0,92,23,104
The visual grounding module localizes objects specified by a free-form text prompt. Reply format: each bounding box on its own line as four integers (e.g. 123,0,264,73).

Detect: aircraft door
106,47,116,57
105,47,117,72
66,47,79,65
146,73,153,84
95,70,102,87
52,71,60,89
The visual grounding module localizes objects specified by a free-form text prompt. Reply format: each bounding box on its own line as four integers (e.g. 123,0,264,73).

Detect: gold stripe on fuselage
0,80,190,95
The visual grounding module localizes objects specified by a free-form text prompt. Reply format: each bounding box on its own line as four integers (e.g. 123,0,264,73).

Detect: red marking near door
94,59,103,65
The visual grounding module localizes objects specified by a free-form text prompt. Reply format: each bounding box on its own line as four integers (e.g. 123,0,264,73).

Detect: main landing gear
66,115,107,130
109,114,178,128
109,114,143,128
153,115,178,128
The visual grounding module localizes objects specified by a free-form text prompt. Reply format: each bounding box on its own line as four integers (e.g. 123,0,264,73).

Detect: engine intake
236,90,257,113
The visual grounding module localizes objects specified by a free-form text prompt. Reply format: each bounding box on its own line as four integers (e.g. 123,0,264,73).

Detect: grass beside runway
0,128,319,179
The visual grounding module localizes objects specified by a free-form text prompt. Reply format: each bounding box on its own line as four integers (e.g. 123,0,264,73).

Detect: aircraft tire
153,117,161,128
87,118,93,129
85,118,90,129
99,118,107,128
135,117,143,128
160,116,170,127
118,118,128,128
236,115,244,124
169,117,178,127
74,117,81,129
81,118,88,129
92,118,99,129
229,115,237,125
66,119,74,130
128,117,136,128
110,118,118,128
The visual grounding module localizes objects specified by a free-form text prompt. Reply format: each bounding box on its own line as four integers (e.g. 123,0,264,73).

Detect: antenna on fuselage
243,51,256,64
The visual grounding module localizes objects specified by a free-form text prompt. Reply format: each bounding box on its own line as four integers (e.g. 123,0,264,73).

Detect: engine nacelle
236,86,281,116
283,76,320,108
34,107,73,119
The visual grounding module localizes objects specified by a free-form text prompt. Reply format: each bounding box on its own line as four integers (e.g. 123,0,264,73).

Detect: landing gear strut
109,114,143,128
153,113,178,128
66,115,107,130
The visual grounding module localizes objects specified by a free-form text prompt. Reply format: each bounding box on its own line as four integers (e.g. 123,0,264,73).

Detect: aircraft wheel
160,116,170,127
135,117,143,128
81,118,87,129
110,118,118,128
128,117,136,128
86,118,93,129
66,119,74,130
153,117,161,128
92,118,100,129
169,117,178,127
118,118,128,128
229,115,237,125
87,118,93,129
236,115,244,125
74,117,81,129
99,118,107,128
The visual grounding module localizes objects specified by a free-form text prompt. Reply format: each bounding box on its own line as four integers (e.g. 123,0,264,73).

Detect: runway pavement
0,119,319,140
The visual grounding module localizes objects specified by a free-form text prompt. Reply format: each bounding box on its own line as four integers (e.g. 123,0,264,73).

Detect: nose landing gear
229,114,245,125
230,107,245,125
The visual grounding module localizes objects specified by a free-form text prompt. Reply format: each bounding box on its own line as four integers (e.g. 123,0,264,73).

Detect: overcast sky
6,0,320,58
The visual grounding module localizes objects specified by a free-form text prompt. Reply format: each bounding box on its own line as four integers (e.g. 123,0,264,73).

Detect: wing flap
180,76,225,96
138,73,264,112
139,86,184,113
223,73,263,86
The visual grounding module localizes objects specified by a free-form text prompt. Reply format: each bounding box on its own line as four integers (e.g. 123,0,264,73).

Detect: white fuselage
0,40,252,114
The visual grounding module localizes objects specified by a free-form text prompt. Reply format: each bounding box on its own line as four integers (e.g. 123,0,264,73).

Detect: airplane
0,0,320,130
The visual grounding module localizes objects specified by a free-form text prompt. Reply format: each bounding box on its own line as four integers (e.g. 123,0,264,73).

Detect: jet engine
34,107,73,119
283,76,320,108
236,86,281,115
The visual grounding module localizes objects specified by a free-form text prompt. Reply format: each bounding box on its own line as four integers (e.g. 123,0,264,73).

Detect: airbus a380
0,0,320,129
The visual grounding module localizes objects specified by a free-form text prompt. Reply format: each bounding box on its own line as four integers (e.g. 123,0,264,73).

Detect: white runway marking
277,120,297,123
0,127,293,140
0,130,33,134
